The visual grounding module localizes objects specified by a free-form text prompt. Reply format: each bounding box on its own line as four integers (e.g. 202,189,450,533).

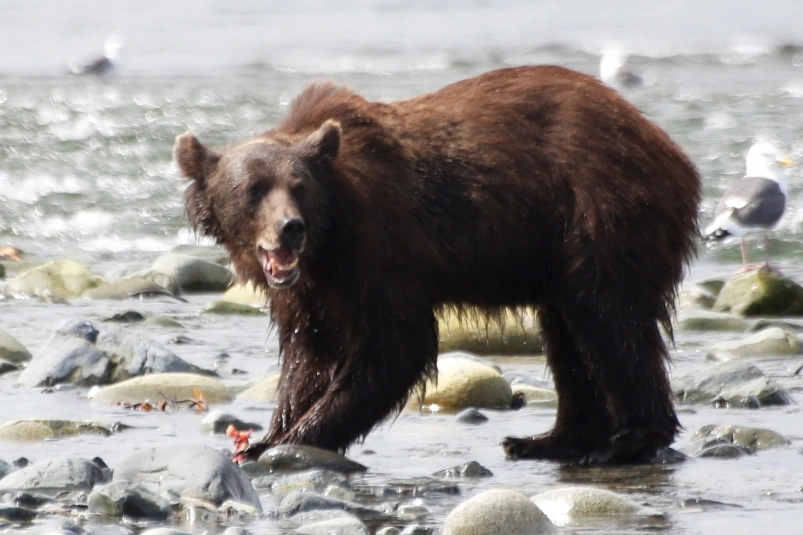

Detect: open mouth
258,246,301,288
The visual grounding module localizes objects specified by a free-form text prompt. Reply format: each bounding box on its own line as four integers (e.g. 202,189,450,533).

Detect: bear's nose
277,217,306,249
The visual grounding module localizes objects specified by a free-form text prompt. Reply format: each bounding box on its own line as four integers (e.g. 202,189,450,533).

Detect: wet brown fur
174,66,701,463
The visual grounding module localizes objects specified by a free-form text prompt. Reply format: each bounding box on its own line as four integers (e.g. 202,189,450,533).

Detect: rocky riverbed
0,250,802,535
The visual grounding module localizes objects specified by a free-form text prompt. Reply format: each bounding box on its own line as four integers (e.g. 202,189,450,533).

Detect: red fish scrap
226,425,253,463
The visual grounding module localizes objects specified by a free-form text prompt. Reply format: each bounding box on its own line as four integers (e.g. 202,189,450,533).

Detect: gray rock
113,445,261,510
17,319,211,387
279,491,384,521
170,244,230,265
200,411,263,435
0,457,108,495
237,373,280,402
690,424,790,450
151,253,233,293
0,329,32,363
397,502,431,521
289,508,360,526
376,527,402,535
258,445,367,474
672,360,792,408
88,480,171,519
221,281,269,308
0,459,10,479
295,516,370,535
0,419,117,442
455,408,488,424
442,489,557,535
432,461,493,478
508,380,557,405
438,310,542,355
680,438,754,458
707,327,803,360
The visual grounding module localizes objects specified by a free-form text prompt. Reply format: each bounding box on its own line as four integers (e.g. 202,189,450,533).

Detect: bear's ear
173,132,220,185
298,120,341,163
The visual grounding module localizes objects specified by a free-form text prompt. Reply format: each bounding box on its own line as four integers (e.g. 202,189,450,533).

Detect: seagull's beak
778,157,793,168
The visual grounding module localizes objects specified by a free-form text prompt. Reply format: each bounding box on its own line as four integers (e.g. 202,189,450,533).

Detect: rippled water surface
2,1,803,534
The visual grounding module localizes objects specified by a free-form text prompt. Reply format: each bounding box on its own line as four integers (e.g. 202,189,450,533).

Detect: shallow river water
2,1,803,534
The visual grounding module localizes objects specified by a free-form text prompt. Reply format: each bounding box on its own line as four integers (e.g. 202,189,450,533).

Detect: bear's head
174,120,341,289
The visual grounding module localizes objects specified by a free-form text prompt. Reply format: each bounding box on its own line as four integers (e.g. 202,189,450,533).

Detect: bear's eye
247,181,268,202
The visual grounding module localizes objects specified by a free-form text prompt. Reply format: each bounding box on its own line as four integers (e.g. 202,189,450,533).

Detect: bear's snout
277,217,306,250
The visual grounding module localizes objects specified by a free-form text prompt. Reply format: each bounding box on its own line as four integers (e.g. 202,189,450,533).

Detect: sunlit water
2,1,803,534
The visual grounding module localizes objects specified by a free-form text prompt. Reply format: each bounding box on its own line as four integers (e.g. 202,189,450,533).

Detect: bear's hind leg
563,300,680,464
503,305,611,461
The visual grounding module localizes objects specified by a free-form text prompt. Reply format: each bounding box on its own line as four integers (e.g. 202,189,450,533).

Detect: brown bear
174,65,700,464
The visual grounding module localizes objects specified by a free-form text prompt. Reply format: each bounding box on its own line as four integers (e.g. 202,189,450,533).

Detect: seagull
704,142,793,272
68,33,124,76
599,49,643,89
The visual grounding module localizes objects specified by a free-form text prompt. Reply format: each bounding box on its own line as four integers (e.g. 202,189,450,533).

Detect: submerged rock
295,516,370,535
266,469,353,498
672,359,792,408
432,461,493,478
680,438,754,459
713,267,803,317
412,353,513,411
0,329,32,364
279,490,383,520
0,419,118,442
114,445,261,510
17,319,212,387
707,327,803,360
690,423,790,450
530,486,659,526
442,489,556,535
0,457,109,495
438,309,543,355
88,372,233,404
5,259,104,299
258,445,367,474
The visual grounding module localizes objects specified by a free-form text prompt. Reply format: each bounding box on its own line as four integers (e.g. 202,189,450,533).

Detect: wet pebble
455,408,488,424
17,319,212,388
258,444,367,474
442,489,556,535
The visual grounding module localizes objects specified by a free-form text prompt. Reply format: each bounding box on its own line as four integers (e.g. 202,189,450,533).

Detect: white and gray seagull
704,142,793,271
68,33,125,76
